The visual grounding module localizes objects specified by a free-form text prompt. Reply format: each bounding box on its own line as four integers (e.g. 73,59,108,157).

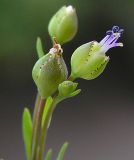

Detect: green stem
37,98,58,160
31,93,40,160
32,96,46,160
32,93,41,131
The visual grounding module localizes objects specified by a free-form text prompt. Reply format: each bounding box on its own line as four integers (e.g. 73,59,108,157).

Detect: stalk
32,96,46,160
37,98,58,160
32,93,41,131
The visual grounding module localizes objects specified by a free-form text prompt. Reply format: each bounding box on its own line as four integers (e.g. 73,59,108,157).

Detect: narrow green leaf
57,89,81,103
36,37,45,58
45,149,52,160
56,142,69,160
22,108,33,160
69,89,81,98
41,96,53,127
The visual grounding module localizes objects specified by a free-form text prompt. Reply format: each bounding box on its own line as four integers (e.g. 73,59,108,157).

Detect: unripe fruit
32,43,68,98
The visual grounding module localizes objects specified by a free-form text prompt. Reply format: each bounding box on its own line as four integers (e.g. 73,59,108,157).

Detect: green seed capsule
48,5,78,45
32,44,68,98
70,41,109,80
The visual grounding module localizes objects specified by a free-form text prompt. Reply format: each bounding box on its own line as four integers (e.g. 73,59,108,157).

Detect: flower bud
71,26,124,80
58,81,78,97
57,81,81,102
48,5,78,45
32,43,68,98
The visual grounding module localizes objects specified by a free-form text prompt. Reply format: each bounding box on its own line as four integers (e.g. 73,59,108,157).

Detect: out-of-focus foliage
0,0,133,56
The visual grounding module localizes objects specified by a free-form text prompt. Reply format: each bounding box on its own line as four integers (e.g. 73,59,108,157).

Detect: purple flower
100,26,124,53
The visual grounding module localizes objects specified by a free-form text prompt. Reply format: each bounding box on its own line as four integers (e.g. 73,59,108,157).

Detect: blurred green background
0,0,134,160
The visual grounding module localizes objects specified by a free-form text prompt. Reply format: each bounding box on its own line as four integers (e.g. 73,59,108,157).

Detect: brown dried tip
52,37,63,54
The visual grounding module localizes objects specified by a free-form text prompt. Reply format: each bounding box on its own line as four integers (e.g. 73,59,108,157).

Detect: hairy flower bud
32,43,68,98
48,5,78,44
71,26,124,80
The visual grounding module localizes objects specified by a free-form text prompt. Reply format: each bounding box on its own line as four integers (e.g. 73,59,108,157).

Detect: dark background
0,0,134,160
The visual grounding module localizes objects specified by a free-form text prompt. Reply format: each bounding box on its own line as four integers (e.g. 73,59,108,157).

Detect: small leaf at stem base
56,142,69,160
22,107,33,160
45,149,52,160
